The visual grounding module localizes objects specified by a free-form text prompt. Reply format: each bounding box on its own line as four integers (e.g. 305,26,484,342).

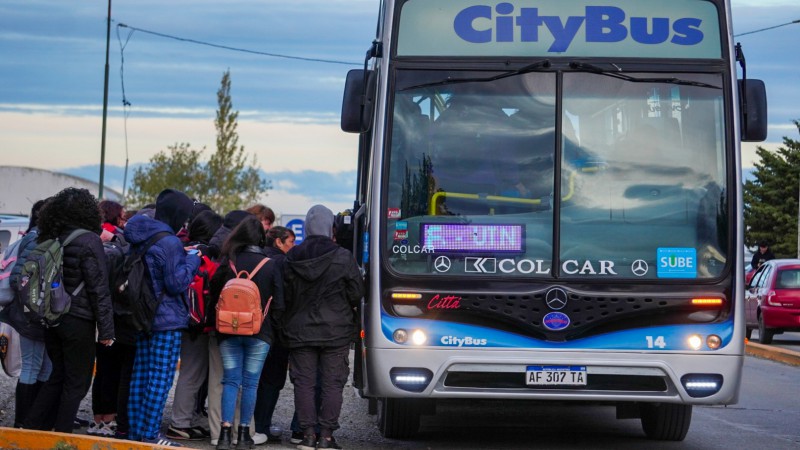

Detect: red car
745,259,800,344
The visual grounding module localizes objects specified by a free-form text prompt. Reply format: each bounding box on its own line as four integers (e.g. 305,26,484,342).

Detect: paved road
1,344,798,449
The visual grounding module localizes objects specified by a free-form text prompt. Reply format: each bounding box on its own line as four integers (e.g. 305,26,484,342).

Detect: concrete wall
0,166,121,215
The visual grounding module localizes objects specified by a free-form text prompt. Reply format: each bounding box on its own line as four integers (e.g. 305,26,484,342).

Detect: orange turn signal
391,292,422,301
691,298,724,306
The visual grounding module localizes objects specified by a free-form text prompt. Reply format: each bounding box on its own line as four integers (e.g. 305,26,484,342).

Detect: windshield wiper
569,61,721,89
400,59,551,91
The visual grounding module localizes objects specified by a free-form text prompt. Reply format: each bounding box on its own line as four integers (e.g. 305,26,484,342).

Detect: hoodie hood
223,210,251,229
124,214,174,245
155,188,194,233
305,204,334,238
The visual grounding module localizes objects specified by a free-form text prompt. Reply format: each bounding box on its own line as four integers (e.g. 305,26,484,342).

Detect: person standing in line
246,204,275,231
282,205,364,450
209,216,284,450
253,226,295,440
167,209,223,442
24,188,115,433
0,199,48,428
206,209,267,446
124,189,201,446
751,240,775,270
87,199,129,437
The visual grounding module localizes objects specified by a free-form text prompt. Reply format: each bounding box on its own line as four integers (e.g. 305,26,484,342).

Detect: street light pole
99,0,111,199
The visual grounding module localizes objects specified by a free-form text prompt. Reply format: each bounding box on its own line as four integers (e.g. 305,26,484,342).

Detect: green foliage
126,142,205,208
126,70,270,212
203,70,269,212
743,120,800,257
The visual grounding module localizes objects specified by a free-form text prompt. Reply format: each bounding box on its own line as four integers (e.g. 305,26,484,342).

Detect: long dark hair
220,216,265,263
37,188,102,242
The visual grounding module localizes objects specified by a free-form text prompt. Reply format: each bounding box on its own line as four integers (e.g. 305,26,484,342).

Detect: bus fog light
688,334,702,350
707,335,722,349
411,329,427,345
681,374,723,398
393,329,408,344
390,368,433,392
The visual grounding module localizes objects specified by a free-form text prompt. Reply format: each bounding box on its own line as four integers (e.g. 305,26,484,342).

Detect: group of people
0,186,364,450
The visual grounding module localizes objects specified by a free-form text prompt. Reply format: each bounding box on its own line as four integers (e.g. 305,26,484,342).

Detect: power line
116,22,360,66
735,19,800,37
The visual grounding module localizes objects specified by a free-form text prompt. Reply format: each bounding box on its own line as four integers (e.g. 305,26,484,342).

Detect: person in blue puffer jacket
123,188,201,446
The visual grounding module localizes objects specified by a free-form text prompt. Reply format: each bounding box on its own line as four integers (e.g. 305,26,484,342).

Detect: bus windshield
385,69,727,280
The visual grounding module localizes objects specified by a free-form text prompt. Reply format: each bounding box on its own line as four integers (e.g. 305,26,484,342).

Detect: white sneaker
98,421,115,437
252,432,268,445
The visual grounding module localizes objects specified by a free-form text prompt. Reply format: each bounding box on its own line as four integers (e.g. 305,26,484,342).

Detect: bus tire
368,397,378,415
377,398,421,438
758,314,775,344
640,403,692,441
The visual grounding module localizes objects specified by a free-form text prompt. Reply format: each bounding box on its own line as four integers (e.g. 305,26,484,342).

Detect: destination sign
421,223,524,253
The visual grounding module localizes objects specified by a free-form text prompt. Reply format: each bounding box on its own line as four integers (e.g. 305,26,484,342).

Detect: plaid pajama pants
127,330,182,441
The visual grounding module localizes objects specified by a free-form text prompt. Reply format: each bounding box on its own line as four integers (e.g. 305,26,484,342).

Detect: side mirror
341,69,377,133
738,79,768,142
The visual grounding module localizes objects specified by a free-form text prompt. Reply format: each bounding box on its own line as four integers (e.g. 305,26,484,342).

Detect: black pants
289,345,350,438
254,340,290,434
92,342,124,415
114,342,136,434
25,314,96,432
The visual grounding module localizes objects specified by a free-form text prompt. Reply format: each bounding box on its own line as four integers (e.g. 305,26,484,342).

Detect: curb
745,341,800,366
0,427,200,450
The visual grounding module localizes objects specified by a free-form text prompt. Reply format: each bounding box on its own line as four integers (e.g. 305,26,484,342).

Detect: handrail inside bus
428,170,578,216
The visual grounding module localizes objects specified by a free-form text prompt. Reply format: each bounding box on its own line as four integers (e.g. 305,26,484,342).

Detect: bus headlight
393,329,408,344
707,335,722,349
411,329,427,345
688,334,703,350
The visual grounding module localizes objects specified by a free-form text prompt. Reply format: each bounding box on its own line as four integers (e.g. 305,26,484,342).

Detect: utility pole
99,0,111,199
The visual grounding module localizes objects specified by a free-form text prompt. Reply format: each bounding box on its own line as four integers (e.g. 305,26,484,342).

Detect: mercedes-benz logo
545,287,568,311
631,259,649,277
434,256,451,273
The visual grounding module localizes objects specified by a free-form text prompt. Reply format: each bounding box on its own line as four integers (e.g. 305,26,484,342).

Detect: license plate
526,365,587,386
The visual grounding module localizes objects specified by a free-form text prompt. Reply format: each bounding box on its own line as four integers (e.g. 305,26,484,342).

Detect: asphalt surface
1,338,798,449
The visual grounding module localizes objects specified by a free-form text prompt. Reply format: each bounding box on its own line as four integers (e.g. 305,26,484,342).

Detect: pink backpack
216,258,272,335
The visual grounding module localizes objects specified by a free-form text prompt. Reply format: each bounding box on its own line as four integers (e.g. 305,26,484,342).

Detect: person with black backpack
123,189,201,446
0,199,49,429
23,188,115,433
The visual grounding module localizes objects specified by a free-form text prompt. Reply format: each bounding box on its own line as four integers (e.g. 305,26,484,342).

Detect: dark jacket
209,246,284,345
124,214,200,332
282,235,364,349
61,228,115,341
751,249,775,270
0,229,46,340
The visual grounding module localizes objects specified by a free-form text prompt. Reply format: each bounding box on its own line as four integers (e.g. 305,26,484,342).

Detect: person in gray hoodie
282,205,364,450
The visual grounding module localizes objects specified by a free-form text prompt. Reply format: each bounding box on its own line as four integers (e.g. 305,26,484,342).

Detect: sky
0,0,798,217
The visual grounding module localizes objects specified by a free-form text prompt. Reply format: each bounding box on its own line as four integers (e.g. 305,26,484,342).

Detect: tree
203,70,269,212
126,70,269,212
743,120,800,257
126,142,205,208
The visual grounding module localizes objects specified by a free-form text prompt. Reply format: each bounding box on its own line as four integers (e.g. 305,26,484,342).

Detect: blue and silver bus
341,0,767,441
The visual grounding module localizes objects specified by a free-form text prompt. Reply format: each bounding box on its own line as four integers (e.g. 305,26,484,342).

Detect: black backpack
111,232,170,334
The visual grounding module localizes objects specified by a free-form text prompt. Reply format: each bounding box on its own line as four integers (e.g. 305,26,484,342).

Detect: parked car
744,259,800,344
0,214,29,254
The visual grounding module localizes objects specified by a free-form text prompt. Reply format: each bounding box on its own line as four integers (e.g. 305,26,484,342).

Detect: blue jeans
19,335,52,385
219,337,269,425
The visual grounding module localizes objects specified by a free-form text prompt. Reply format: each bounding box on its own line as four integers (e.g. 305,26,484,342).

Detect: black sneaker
297,434,317,450
166,425,205,441
191,426,211,438
318,437,343,450
290,431,305,444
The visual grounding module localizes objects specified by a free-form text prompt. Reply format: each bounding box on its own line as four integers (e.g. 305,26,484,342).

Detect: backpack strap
62,228,91,247
229,257,270,280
